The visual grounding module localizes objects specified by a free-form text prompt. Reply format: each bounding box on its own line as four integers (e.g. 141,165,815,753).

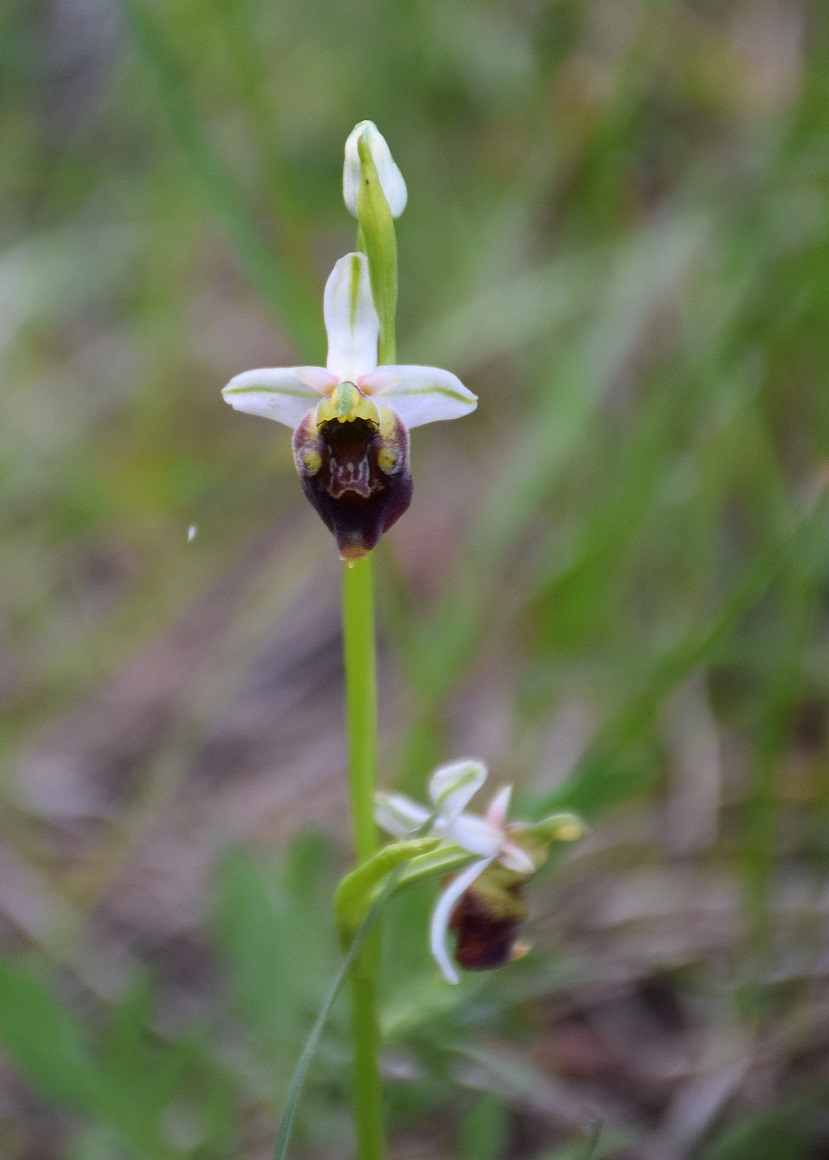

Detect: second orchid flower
376,762,585,984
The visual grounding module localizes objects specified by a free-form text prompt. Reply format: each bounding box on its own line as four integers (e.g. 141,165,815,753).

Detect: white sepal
375,792,430,838
360,366,477,429
222,368,323,428
343,121,408,219
429,857,493,985
324,252,380,383
429,760,487,825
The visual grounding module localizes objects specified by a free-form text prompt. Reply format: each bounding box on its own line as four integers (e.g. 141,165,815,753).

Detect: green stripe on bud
356,134,398,365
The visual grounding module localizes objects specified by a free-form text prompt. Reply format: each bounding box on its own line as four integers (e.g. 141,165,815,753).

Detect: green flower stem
343,556,380,864
343,555,383,1160
348,952,383,1160
344,140,399,1160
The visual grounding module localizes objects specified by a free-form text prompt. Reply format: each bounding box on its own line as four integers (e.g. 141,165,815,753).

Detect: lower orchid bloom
376,761,585,984
222,252,476,560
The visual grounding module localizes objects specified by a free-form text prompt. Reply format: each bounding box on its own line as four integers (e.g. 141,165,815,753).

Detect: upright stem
344,556,379,863
345,130,398,1160
343,555,383,1160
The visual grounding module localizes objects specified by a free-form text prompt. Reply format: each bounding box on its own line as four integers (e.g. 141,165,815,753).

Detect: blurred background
3,0,829,1156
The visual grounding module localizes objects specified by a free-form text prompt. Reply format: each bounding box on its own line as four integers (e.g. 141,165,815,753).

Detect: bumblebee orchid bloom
343,121,407,218
376,761,584,984
222,252,476,559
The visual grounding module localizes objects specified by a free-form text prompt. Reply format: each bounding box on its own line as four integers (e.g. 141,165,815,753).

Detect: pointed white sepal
360,366,477,429
429,760,487,825
375,792,430,838
343,121,408,219
222,368,325,428
429,856,493,984
324,252,380,383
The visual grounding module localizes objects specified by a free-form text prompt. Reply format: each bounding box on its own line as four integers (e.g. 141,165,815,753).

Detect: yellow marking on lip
378,447,398,474
302,449,322,476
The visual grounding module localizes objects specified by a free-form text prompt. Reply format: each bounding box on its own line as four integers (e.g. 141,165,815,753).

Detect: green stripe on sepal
224,385,313,398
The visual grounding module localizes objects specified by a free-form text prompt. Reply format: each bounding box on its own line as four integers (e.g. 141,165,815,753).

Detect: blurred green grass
2,0,829,1157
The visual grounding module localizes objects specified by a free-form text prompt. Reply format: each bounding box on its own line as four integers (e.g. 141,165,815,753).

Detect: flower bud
343,121,407,218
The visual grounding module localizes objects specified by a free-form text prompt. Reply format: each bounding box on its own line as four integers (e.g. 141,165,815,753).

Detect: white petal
430,857,493,984
446,814,502,858
295,366,339,393
360,366,477,429
429,760,487,824
485,786,512,830
357,369,400,394
324,252,379,382
499,840,535,875
343,121,408,219
374,792,430,838
222,368,322,428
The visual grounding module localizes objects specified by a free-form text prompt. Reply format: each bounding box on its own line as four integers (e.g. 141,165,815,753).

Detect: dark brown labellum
449,883,528,972
292,404,412,559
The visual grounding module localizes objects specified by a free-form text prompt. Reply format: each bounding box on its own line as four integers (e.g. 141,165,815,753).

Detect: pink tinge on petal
485,786,512,830
296,367,340,394
358,369,402,395
499,840,535,876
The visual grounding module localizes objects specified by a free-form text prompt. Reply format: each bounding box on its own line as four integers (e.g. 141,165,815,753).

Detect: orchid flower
222,252,476,559
343,121,407,218
376,761,584,984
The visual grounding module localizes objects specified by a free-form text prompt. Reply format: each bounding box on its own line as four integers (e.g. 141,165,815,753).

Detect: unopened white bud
343,120,407,218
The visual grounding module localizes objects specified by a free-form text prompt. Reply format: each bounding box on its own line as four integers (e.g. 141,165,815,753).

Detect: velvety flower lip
375,760,537,984
222,252,476,558
343,121,407,218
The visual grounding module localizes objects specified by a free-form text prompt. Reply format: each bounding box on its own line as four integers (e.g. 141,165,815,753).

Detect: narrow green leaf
271,865,407,1160
0,957,104,1114
460,1092,508,1160
118,0,323,358
579,1121,604,1160
536,491,829,819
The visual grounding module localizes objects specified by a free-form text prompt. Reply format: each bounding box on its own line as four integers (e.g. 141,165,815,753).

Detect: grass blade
119,0,323,358
271,869,401,1160
538,490,829,819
